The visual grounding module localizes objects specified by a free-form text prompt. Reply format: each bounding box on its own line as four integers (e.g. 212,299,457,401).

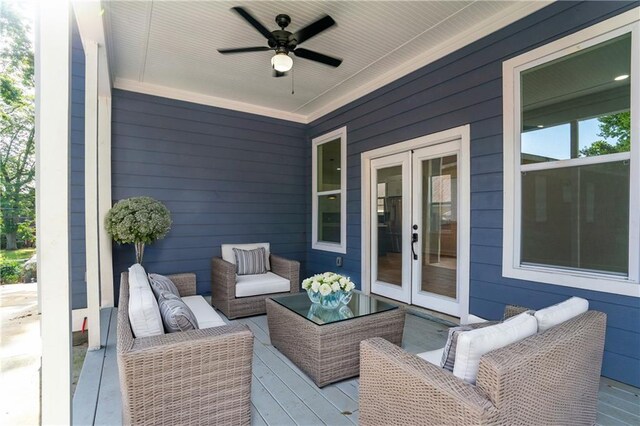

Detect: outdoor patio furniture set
116,243,606,425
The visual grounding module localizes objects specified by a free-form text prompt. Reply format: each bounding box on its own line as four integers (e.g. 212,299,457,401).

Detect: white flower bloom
339,277,348,286
319,283,332,296
311,281,321,292
302,279,312,289
323,272,333,277
331,282,340,292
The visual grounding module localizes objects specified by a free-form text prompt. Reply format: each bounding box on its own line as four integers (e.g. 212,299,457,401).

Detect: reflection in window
520,33,631,165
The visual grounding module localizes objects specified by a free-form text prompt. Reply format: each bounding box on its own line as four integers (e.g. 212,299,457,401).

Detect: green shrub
0,260,22,284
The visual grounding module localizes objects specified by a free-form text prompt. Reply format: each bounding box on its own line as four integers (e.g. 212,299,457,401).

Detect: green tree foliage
580,111,631,157
0,2,35,250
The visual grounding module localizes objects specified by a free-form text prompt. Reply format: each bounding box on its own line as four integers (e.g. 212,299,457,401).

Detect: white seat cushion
535,297,588,332
453,312,537,384
222,243,271,270
417,348,445,366
128,264,164,338
235,272,289,298
181,295,226,329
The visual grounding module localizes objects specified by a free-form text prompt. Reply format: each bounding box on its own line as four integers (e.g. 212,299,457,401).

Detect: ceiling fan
218,7,342,77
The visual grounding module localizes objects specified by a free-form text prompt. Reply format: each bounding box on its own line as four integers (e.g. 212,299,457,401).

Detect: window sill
502,264,640,297
312,242,346,254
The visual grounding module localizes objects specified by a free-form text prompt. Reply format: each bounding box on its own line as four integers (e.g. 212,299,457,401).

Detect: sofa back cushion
535,296,589,332
453,312,537,384
128,264,164,338
222,242,271,270
158,291,199,333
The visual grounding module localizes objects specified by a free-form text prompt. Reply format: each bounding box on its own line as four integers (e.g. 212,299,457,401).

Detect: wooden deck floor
73,308,640,425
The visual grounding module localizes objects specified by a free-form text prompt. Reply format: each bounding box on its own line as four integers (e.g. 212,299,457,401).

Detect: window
312,127,347,253
503,11,639,297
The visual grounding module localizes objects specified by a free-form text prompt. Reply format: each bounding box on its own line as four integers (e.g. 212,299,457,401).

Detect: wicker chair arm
270,254,300,293
476,311,606,424
166,273,197,297
211,257,237,301
360,338,497,425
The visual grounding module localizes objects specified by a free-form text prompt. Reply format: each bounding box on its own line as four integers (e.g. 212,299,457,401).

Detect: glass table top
270,291,399,326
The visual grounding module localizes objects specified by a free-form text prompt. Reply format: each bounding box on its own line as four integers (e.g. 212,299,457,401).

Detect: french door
370,139,464,316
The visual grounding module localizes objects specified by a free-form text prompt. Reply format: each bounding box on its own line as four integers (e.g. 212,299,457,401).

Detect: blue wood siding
71,17,86,310
305,1,640,386
110,89,308,299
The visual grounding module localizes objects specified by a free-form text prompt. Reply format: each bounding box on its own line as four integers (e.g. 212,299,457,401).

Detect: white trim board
114,78,308,124
360,125,471,321
502,9,640,298
109,2,550,124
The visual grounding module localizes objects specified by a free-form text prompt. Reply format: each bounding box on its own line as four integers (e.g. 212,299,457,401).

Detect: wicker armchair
211,253,300,319
360,306,606,426
117,272,254,426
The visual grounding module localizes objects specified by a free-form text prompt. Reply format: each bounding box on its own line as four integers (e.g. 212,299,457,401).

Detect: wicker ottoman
266,293,405,387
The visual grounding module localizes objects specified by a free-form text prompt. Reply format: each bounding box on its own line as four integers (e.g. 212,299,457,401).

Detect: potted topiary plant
104,196,172,264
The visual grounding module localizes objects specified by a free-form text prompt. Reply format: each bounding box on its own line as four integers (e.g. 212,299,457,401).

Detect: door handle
411,232,418,260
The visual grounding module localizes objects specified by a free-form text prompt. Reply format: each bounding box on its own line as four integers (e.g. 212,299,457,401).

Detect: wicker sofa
117,272,254,425
211,247,300,319
359,305,606,425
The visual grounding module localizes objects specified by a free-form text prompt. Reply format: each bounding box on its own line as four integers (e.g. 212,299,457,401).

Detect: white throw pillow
128,264,164,338
453,312,537,384
221,243,271,270
534,297,588,332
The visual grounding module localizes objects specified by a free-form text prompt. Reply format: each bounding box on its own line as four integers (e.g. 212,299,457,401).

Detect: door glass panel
376,165,403,286
421,155,457,299
318,194,341,243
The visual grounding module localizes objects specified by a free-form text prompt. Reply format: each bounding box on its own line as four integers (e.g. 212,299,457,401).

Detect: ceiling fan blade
231,7,274,41
293,15,336,45
293,48,342,67
218,46,271,54
273,70,287,78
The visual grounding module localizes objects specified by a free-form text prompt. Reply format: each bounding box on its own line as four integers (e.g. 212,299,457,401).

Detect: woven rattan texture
118,272,254,425
211,254,300,319
266,298,405,387
359,307,606,426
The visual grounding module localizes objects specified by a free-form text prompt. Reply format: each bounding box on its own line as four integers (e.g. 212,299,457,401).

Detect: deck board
74,309,640,425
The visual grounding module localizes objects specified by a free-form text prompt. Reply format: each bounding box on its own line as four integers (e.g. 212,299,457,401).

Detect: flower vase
306,289,342,309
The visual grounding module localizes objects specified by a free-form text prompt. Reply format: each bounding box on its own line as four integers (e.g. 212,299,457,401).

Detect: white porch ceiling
104,1,549,123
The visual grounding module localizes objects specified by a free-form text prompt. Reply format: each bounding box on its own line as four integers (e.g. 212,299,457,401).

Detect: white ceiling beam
73,1,111,97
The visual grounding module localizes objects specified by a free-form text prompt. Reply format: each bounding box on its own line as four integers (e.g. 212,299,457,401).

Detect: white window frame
312,126,347,253
503,9,640,298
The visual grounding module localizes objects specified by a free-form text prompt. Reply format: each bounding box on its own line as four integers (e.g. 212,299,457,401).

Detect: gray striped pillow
440,321,500,371
233,247,267,275
148,273,180,299
157,291,199,333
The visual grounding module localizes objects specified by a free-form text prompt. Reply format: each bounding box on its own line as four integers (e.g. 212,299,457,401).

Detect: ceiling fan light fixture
271,52,293,72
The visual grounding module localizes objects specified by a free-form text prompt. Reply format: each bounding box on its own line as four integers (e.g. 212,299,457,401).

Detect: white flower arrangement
302,272,356,295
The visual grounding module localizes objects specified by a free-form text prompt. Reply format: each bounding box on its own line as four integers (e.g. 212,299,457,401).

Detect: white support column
36,2,72,424
98,94,114,307
84,40,101,350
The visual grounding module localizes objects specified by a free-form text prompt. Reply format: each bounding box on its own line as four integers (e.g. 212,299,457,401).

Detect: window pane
317,139,341,192
521,33,631,164
318,194,341,243
521,161,629,275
